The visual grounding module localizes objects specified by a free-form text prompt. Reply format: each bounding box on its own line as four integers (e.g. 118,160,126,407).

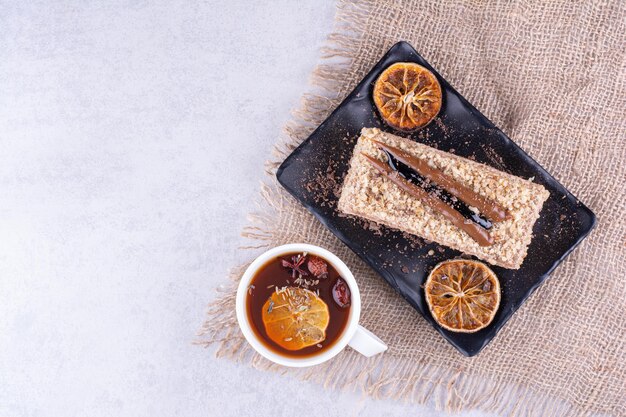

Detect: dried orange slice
262,287,330,350
424,259,500,333
373,62,442,131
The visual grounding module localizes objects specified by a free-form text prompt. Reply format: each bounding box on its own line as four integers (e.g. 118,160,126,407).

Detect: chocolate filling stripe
362,153,494,247
383,149,493,229
372,140,510,222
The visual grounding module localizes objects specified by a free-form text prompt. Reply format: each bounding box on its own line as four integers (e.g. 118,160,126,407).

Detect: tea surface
246,252,352,358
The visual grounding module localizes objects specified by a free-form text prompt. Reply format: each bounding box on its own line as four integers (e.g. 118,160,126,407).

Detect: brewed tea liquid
246,252,351,358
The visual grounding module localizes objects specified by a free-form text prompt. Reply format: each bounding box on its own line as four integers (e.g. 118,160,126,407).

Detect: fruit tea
245,251,352,358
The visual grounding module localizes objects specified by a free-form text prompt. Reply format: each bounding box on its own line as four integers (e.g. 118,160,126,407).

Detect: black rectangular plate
276,41,596,356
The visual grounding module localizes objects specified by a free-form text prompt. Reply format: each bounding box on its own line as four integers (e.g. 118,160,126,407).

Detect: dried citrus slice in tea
373,62,442,131
262,287,330,350
424,259,501,333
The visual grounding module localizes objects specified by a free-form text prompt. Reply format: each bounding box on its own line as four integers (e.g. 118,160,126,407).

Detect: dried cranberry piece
307,256,328,279
332,278,351,308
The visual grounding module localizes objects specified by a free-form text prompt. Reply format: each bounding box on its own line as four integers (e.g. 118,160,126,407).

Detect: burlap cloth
199,1,626,415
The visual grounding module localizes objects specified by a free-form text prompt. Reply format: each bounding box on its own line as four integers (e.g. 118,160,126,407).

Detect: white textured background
0,1,494,416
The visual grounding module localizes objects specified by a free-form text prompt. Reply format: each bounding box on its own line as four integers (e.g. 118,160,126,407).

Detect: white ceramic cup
236,243,387,367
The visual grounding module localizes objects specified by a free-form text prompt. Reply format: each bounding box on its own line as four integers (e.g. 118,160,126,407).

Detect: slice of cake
337,128,550,269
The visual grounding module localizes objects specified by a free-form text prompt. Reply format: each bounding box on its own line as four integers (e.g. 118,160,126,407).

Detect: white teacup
235,243,387,367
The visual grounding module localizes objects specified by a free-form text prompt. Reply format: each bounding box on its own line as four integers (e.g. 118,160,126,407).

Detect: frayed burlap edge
196,1,602,415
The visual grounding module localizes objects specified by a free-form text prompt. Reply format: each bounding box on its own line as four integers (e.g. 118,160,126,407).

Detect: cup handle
348,325,387,357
